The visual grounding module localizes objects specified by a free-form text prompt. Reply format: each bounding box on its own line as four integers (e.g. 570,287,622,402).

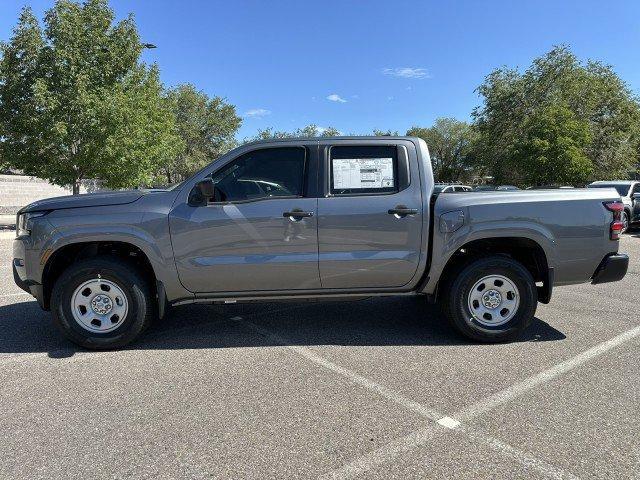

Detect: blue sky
2,0,640,140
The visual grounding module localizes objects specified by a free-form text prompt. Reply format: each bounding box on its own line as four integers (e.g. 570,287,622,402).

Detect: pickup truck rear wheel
443,256,537,342
51,257,154,349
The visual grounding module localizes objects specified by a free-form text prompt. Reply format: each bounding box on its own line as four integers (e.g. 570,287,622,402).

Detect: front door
317,142,424,289
169,146,321,293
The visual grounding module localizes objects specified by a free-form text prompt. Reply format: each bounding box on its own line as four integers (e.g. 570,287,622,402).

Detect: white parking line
235,316,578,480
459,426,580,480
324,423,579,480
319,425,441,480
326,323,640,479
437,416,461,429
452,324,640,422
234,316,443,421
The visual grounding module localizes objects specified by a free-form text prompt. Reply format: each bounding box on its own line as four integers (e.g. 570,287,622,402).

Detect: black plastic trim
537,267,554,304
591,253,629,284
156,280,167,319
12,263,30,294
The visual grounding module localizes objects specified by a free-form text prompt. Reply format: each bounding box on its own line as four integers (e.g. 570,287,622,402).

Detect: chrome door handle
388,206,418,217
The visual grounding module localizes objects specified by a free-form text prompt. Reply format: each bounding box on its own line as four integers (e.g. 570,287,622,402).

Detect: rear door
317,140,424,289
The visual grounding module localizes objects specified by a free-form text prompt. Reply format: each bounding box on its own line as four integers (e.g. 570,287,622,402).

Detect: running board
171,291,421,306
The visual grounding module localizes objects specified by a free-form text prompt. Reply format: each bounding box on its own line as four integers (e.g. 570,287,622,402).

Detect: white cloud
244,108,271,118
326,93,347,103
382,67,431,79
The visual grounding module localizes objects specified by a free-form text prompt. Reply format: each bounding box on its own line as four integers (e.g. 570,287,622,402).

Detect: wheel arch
41,240,159,311
433,236,552,304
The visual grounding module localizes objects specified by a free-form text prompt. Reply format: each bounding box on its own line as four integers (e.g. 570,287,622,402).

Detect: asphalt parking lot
0,231,638,479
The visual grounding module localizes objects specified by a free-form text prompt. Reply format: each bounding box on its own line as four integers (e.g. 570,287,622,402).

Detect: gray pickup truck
13,137,629,349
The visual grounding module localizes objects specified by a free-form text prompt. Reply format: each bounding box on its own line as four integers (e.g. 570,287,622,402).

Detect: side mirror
632,193,640,201
196,178,215,198
189,178,215,206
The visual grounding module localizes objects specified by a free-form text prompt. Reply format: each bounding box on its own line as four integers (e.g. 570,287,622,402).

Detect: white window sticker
332,158,394,190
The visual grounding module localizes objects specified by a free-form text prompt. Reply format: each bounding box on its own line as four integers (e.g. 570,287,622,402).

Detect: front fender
38,213,191,302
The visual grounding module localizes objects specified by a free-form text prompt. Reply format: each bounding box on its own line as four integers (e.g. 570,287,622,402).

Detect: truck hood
19,190,147,213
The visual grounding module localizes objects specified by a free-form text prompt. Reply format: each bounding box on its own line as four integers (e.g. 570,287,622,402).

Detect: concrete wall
0,174,96,214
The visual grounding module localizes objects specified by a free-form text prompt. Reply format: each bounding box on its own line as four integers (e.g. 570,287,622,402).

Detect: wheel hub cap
71,278,128,333
90,294,113,315
467,274,520,327
482,289,502,309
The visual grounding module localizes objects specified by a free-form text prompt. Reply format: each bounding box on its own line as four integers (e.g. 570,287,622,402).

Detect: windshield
433,185,446,193
588,184,630,196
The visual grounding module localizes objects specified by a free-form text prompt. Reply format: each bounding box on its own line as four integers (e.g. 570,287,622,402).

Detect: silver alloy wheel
71,278,128,333
467,274,520,327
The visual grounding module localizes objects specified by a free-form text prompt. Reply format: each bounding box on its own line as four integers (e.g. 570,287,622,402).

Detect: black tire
441,256,537,343
51,256,155,349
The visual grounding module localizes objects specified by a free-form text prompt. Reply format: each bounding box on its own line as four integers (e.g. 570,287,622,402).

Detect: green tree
515,104,593,185
373,129,399,136
407,118,477,182
473,46,640,185
248,124,340,141
157,84,241,185
0,1,180,193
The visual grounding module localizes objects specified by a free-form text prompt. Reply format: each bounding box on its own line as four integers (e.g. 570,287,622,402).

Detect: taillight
604,202,624,240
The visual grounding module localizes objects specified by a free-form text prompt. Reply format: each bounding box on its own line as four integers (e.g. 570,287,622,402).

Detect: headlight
16,211,47,237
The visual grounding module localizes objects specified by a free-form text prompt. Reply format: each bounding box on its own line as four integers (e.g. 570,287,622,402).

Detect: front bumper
12,261,45,308
12,236,46,309
591,253,629,284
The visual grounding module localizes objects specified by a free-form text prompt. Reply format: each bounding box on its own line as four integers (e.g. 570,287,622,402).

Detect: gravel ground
0,232,638,479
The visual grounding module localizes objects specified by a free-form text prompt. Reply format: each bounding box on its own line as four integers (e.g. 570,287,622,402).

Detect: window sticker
332,158,394,190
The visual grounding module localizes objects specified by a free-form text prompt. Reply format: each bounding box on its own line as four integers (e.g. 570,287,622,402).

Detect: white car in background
587,180,640,233
433,184,473,193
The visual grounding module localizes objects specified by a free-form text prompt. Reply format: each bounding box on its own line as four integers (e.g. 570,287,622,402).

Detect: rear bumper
591,253,629,284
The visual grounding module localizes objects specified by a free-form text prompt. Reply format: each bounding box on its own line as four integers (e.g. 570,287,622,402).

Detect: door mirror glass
188,178,215,206
197,179,215,198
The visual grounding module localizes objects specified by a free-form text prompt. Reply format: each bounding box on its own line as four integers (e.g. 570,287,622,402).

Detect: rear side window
209,147,306,202
329,146,399,195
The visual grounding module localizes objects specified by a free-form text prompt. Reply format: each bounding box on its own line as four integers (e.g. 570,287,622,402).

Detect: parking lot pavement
0,234,638,479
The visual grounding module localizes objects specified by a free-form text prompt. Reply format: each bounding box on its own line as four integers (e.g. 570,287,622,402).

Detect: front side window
209,147,306,202
330,146,398,195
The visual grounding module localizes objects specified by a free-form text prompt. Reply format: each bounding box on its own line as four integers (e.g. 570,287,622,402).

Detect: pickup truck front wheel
51,257,154,349
443,256,537,342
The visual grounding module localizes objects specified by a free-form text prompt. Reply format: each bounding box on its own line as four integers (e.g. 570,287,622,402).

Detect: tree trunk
72,180,80,195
